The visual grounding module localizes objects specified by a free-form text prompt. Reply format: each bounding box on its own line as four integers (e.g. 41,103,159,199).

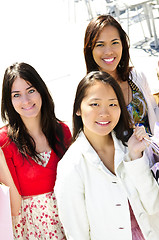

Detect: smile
96,121,110,126
103,58,115,63
22,104,35,110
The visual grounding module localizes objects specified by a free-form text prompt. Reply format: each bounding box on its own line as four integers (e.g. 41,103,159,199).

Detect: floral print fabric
12,192,66,239
127,80,151,134
12,151,66,239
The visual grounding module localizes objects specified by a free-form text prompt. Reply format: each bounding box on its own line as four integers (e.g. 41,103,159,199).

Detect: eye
95,43,104,47
12,93,20,98
112,41,120,45
28,88,35,94
109,103,117,107
90,103,99,107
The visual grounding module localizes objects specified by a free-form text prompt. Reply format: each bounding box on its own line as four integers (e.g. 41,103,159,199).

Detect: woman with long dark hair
84,15,159,141
55,71,159,240
0,62,71,239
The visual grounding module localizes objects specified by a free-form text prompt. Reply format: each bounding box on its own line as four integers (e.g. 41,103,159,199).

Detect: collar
76,131,127,175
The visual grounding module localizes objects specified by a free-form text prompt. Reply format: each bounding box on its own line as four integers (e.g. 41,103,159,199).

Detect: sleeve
151,162,159,183
54,156,90,240
123,152,159,215
138,71,159,120
0,132,22,195
60,122,72,148
2,149,22,195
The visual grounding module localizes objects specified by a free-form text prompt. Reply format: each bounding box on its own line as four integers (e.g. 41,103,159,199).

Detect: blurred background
0,0,159,129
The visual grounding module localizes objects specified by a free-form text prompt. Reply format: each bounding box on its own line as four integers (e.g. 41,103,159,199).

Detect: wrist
129,152,143,161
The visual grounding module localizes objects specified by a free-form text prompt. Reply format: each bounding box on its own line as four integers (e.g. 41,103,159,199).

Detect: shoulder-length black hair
1,62,68,160
73,71,133,145
84,15,132,81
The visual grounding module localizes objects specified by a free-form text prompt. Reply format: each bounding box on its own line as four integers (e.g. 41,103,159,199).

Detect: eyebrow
96,38,120,43
89,97,118,101
11,85,33,93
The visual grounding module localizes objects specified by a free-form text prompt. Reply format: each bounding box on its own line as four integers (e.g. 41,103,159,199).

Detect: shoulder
130,67,150,91
58,132,88,170
0,126,9,145
59,137,83,166
130,67,147,82
59,121,72,144
60,121,71,136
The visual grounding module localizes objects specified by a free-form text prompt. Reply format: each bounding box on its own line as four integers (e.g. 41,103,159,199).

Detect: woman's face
77,81,121,140
11,77,42,122
92,25,123,79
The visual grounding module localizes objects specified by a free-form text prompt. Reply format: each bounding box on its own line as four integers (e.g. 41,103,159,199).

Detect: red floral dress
12,151,66,240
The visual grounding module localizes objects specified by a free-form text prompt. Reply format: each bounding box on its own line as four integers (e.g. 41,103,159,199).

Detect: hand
128,125,149,160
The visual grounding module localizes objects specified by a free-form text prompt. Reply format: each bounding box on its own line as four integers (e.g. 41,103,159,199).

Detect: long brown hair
84,15,132,81
1,62,68,161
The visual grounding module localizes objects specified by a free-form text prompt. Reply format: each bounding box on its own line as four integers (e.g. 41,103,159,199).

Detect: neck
84,131,113,153
22,116,42,137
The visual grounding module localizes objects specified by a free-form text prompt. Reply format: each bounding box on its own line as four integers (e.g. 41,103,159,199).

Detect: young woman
84,15,159,139
55,71,159,240
0,62,71,239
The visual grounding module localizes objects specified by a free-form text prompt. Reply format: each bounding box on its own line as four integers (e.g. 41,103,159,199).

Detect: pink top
129,202,145,240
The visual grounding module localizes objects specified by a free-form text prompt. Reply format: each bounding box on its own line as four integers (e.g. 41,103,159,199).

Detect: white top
130,68,159,134
55,131,159,240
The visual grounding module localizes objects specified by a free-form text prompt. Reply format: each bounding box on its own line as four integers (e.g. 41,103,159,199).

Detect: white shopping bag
0,184,13,240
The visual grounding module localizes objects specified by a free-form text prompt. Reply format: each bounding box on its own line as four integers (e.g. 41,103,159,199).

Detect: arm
55,158,90,240
0,148,21,216
124,126,159,214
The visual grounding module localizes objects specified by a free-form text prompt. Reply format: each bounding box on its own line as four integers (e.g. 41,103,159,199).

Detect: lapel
77,131,128,176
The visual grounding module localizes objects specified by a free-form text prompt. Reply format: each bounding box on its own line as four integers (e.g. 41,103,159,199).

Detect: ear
76,109,81,116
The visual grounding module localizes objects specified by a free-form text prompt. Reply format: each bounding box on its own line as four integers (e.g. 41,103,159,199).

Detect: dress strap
128,78,139,92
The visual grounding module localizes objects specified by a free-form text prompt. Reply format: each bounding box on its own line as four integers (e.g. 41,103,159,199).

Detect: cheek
81,109,96,126
115,109,121,122
37,94,42,105
92,49,98,61
11,99,18,111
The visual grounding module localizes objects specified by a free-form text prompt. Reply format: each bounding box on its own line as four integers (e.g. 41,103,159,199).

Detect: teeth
103,58,114,62
23,105,33,110
98,121,109,125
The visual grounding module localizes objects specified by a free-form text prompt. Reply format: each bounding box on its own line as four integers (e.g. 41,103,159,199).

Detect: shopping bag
0,184,13,240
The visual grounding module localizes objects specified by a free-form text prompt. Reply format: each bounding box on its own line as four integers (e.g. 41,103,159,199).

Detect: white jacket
55,131,159,240
130,68,159,134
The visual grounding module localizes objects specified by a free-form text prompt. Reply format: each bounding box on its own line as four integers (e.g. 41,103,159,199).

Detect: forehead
84,81,117,99
97,25,121,40
11,77,31,90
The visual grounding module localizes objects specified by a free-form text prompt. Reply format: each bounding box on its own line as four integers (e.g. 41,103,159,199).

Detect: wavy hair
1,62,68,161
84,15,132,81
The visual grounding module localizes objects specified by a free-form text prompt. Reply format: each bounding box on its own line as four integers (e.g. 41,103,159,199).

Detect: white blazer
55,131,159,240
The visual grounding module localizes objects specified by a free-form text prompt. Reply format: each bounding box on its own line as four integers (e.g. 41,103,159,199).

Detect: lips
96,121,110,126
22,104,35,110
103,57,115,64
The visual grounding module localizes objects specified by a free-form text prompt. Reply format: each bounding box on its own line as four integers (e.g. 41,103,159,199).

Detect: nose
99,107,109,117
104,46,113,55
21,94,30,104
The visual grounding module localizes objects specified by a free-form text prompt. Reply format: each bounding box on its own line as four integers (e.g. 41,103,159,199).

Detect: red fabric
0,123,71,196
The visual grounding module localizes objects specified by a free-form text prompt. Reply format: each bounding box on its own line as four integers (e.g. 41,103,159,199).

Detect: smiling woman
55,71,159,240
0,62,71,239
84,15,159,139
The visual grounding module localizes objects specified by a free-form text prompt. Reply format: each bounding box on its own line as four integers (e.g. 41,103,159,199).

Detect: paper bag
0,184,13,240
